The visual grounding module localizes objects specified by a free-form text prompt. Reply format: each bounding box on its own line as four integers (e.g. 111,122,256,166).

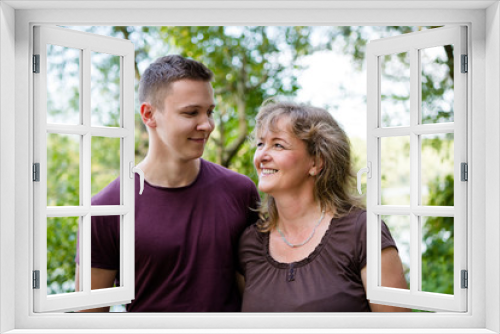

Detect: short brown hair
138,55,214,109
254,100,364,232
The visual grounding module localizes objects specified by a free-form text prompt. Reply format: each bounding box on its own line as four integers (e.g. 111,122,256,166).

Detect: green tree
45,25,319,292
421,175,454,294
334,26,454,124
336,26,455,293
45,40,122,293
115,26,317,182
47,26,457,299
46,134,79,294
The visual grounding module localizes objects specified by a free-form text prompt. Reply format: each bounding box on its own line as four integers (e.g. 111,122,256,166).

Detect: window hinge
461,270,468,289
33,163,40,182
33,270,40,289
33,54,40,73
461,162,468,181
461,54,468,73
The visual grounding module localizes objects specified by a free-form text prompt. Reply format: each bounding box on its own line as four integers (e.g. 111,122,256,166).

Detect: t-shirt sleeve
89,215,120,270
74,179,120,271
75,215,120,270
355,211,398,271
238,224,261,276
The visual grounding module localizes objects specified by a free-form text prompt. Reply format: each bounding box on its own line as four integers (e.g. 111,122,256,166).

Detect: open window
365,26,467,312
32,25,136,312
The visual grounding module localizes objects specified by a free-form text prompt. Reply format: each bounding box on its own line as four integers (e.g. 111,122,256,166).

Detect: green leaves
47,217,78,294
422,174,454,295
46,26,458,299
153,26,315,179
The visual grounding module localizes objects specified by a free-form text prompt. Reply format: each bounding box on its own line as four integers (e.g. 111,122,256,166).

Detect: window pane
46,45,80,125
381,136,410,205
381,215,410,290
91,215,121,290
421,45,454,124
91,52,121,127
91,137,121,199
47,216,79,295
380,52,410,127
47,133,80,206
421,133,454,206
421,216,454,295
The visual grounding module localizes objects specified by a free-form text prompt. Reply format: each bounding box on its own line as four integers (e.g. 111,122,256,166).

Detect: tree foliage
45,26,457,302
110,26,317,181
333,26,455,294
421,174,454,294
163,27,313,177
333,26,455,125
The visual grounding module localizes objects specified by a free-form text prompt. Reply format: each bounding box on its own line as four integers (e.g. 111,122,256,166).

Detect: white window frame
32,25,136,312
365,26,468,312
1,1,499,333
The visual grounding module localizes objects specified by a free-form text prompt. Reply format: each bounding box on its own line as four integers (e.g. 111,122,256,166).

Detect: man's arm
361,247,411,312
75,264,118,312
236,272,245,297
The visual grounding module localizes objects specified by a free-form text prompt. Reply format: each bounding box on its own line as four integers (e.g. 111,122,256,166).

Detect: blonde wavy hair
254,100,364,232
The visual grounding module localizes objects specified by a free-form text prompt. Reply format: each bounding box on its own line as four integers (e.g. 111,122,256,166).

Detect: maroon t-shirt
77,159,259,312
238,209,397,312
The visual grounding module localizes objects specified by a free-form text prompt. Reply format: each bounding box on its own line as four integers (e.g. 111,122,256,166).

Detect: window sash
32,25,136,312
366,25,468,312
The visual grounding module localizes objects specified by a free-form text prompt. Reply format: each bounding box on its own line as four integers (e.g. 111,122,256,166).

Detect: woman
238,101,409,312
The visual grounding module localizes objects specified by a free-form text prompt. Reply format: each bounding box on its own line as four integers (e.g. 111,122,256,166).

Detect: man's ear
140,102,156,128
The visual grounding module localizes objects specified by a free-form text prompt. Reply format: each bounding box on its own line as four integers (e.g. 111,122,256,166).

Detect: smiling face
254,117,317,197
151,79,215,162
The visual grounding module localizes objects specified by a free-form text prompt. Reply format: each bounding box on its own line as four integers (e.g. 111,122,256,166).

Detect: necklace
277,208,326,248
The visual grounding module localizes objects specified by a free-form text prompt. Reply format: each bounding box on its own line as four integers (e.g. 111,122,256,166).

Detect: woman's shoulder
345,207,366,221
240,222,266,245
325,208,367,248
239,221,268,266
332,207,397,257
336,207,367,231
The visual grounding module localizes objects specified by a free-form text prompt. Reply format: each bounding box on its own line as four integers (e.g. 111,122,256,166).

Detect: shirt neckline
263,217,334,269
142,159,205,191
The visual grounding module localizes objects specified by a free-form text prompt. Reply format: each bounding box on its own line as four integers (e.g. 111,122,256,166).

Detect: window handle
357,162,372,195
129,162,144,195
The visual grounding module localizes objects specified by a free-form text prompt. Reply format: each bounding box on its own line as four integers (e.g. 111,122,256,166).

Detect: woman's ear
140,102,156,128
309,155,325,176
317,155,325,172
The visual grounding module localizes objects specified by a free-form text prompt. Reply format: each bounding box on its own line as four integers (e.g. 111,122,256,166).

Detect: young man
75,55,259,312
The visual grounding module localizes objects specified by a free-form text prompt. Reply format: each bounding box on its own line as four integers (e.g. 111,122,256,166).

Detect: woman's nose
256,147,271,162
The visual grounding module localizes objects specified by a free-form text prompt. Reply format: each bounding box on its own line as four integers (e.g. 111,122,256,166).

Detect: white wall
486,2,500,333
0,2,16,333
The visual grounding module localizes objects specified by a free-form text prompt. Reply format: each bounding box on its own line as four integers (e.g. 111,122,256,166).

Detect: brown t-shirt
238,208,397,312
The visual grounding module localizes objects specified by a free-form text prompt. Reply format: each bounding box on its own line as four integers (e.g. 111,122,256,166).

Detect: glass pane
381,136,410,205
47,133,80,206
46,44,80,125
91,215,121,290
91,137,121,199
380,52,410,127
421,216,454,294
91,52,121,127
421,45,454,124
381,215,410,290
47,216,79,295
421,133,454,206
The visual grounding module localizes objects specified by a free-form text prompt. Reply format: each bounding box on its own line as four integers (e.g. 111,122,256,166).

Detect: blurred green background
45,26,455,304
